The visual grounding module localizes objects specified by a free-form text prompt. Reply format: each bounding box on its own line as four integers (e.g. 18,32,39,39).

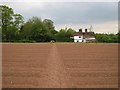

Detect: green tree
20,21,33,40
1,5,24,41
43,19,57,40
1,5,14,40
55,28,75,42
6,26,18,41
21,17,57,42
66,28,75,42
43,19,55,31
13,14,24,30
117,31,120,43
96,33,118,43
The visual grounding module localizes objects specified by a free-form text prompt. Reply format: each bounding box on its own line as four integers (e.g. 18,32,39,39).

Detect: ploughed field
2,43,118,88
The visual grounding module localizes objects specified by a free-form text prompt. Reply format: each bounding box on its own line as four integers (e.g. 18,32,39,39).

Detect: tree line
1,5,75,42
0,5,119,43
95,33,119,43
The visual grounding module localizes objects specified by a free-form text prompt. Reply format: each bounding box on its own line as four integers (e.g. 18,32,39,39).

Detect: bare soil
2,43,118,88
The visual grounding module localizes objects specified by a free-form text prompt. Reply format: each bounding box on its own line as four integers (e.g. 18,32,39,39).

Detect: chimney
79,29,82,33
85,29,87,33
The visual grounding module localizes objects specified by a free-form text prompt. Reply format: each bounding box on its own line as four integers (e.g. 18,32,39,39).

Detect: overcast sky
1,0,118,33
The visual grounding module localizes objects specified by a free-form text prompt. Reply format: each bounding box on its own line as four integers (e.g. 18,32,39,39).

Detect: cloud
1,2,118,33
1,0,119,2
93,21,118,34
55,21,118,34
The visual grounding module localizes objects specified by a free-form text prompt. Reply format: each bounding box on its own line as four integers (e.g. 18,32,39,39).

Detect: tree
43,19,55,31
1,5,14,40
13,14,24,30
21,17,57,42
1,5,24,41
43,19,57,40
55,28,75,42
20,21,33,40
96,33,118,43
6,26,18,41
66,28,75,42
118,30,120,43
67,28,75,36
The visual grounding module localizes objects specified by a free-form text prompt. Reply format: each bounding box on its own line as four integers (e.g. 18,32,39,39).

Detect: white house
73,29,96,42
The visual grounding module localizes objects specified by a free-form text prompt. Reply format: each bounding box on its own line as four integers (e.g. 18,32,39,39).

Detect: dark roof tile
74,32,95,37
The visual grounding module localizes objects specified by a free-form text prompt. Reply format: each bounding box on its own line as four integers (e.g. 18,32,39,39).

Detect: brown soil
2,43,118,88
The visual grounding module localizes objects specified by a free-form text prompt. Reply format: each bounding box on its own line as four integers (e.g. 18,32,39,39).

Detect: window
79,36,81,38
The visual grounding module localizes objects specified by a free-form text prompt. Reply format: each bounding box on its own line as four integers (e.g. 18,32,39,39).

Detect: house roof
74,32,83,36
73,32,95,38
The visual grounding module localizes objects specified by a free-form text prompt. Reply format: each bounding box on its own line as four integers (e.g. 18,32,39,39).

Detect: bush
2,39,35,43
17,39,36,43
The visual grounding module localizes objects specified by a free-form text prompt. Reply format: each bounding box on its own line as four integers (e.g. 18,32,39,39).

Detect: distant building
73,28,96,42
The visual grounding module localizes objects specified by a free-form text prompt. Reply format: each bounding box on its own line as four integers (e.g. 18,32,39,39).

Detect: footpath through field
46,44,70,88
